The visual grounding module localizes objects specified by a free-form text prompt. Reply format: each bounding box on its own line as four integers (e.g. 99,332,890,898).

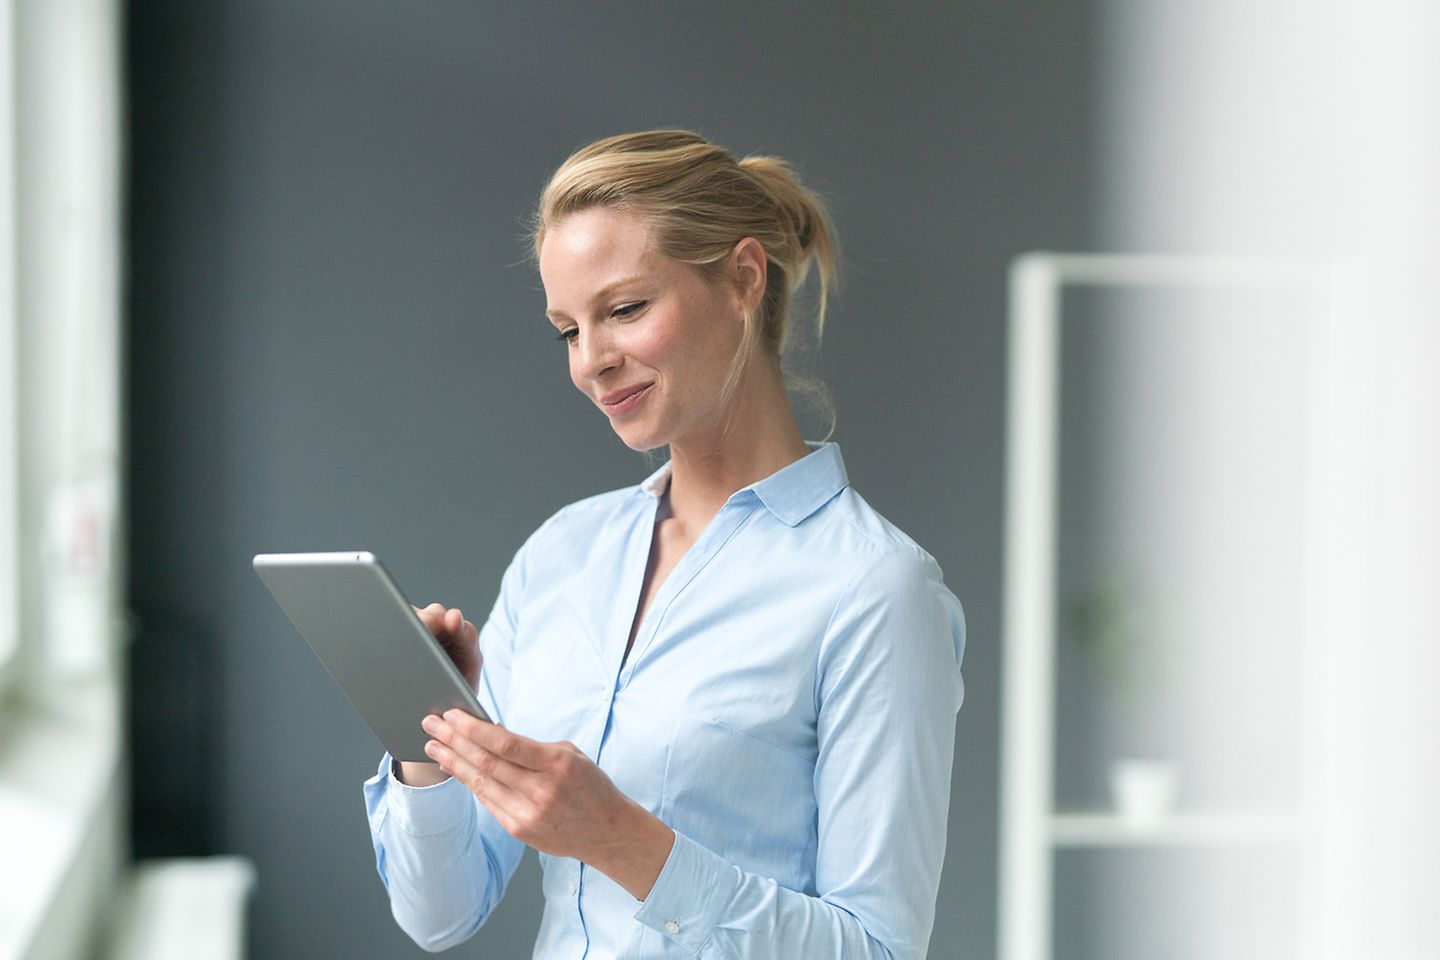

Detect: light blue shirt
363,442,966,958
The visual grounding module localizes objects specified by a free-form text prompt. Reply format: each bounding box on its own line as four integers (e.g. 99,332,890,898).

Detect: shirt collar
638,442,849,528
639,459,673,498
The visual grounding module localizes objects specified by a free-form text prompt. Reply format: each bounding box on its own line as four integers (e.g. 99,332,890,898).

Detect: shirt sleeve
361,524,543,952
363,754,524,951
632,546,967,959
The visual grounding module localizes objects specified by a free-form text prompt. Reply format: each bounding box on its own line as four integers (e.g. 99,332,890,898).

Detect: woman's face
540,207,747,453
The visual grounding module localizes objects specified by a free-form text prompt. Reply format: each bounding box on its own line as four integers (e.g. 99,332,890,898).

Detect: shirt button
665,920,681,935
566,879,577,895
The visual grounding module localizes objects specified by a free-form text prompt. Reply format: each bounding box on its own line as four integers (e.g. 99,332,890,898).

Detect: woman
363,130,966,959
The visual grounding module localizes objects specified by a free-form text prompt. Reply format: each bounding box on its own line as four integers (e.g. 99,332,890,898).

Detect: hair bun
740,155,823,256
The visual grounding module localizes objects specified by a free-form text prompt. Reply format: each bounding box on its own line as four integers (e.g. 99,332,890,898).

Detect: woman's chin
613,424,668,453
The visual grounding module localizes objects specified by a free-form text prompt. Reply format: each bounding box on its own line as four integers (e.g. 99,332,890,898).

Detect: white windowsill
0,676,121,960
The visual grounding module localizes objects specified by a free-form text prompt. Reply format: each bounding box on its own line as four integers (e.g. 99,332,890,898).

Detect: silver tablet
253,551,491,762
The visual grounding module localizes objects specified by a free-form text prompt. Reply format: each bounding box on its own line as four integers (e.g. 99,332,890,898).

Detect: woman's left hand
420,710,674,897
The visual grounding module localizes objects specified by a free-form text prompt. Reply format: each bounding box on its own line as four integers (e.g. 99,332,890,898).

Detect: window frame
0,0,19,692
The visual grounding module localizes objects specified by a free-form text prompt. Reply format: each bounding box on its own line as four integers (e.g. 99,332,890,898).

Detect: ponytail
736,154,839,348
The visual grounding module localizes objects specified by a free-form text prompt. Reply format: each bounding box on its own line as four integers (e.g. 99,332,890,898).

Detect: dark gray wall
126,3,1096,957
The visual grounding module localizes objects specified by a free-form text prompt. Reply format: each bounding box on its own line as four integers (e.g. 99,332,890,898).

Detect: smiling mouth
599,379,656,414
602,382,654,407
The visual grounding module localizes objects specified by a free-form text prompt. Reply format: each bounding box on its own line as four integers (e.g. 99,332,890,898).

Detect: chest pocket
661,715,817,889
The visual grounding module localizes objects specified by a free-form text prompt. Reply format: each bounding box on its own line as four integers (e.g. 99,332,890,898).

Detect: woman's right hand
411,602,482,692
396,603,482,789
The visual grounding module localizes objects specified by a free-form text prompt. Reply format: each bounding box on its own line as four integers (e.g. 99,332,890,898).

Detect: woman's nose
574,327,620,380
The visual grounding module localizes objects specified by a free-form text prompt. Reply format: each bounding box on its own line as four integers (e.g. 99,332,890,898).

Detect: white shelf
998,253,1352,960
1049,812,1313,848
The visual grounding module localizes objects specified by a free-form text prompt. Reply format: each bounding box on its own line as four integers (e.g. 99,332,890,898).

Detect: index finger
442,709,550,772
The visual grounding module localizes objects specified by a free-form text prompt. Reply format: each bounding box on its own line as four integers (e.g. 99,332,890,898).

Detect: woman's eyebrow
589,274,648,303
546,275,649,321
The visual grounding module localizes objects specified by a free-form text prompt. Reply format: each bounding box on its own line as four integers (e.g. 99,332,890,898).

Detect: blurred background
1,1,1435,958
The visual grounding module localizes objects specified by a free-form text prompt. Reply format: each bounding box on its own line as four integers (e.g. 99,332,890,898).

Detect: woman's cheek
628,308,688,363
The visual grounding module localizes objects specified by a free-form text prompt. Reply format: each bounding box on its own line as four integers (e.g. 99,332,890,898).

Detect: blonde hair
531,129,839,438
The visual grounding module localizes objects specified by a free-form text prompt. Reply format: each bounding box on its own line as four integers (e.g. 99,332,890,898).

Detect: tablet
253,551,491,762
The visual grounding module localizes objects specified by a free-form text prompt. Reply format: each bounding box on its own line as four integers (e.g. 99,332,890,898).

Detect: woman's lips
601,382,654,417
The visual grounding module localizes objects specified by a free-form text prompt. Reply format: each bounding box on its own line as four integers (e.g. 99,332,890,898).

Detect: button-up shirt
363,442,966,958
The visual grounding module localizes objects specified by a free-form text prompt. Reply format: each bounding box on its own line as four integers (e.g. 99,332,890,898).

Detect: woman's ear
729,237,768,318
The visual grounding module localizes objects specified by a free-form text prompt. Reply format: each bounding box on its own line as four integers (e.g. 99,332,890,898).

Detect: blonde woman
363,130,966,959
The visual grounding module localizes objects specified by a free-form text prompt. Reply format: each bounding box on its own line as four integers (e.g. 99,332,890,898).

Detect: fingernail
421,715,438,733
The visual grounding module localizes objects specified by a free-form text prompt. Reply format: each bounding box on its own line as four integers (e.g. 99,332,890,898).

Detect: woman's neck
662,367,811,535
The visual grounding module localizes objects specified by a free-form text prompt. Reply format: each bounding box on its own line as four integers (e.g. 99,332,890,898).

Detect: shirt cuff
373,753,473,837
633,828,740,953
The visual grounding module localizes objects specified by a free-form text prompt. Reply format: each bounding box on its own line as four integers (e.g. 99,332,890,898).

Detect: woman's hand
411,602,481,691
393,603,481,788
420,709,675,900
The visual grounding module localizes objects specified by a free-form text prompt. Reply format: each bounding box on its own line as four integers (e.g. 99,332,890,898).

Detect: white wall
1097,1,1440,956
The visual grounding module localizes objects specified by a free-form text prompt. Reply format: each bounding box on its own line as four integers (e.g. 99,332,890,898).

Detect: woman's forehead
540,209,670,306
542,208,655,269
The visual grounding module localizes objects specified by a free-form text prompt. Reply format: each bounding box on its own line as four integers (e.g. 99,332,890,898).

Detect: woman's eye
613,301,646,318
555,328,579,345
